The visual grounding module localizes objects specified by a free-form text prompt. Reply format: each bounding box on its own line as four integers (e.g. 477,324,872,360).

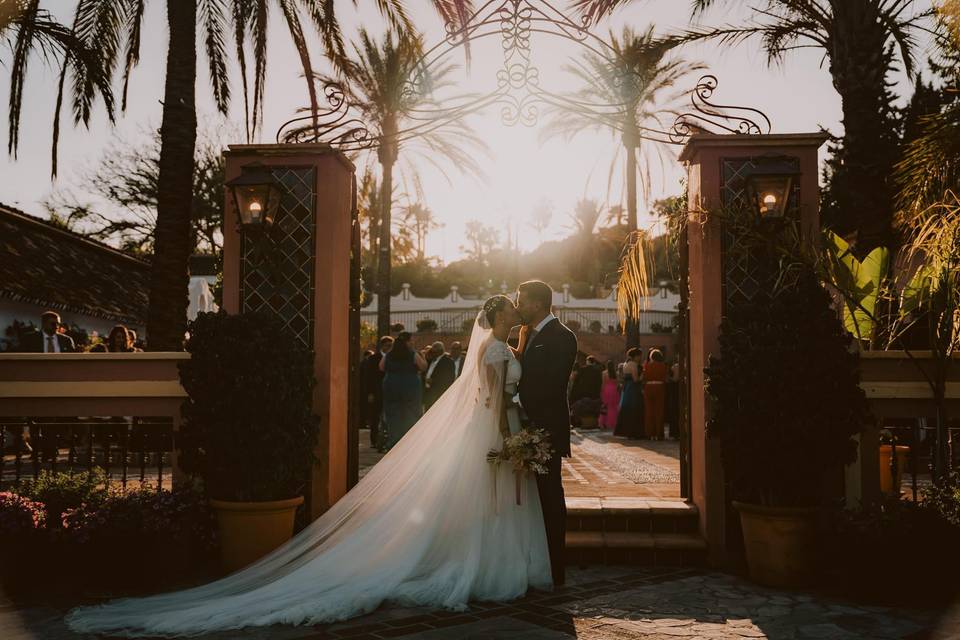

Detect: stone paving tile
2,550,953,639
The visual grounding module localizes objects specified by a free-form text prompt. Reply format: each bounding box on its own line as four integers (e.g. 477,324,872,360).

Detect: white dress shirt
43,332,61,353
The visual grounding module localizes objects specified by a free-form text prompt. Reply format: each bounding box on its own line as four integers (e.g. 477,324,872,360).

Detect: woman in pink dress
599,360,620,429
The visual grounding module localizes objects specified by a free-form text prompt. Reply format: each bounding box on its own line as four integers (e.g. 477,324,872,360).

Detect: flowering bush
0,492,45,537
19,468,108,528
63,482,217,553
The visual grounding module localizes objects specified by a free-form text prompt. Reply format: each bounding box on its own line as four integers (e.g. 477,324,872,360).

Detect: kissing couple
67,280,578,638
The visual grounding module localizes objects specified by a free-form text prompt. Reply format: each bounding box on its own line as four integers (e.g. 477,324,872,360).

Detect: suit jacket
360,352,385,415
21,331,76,353
423,354,456,409
570,364,602,404
518,318,578,457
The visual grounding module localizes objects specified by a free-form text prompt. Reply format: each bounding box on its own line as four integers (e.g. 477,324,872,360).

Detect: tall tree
5,0,473,349
540,25,703,231
0,0,114,173
576,0,934,256
46,131,225,260
319,28,485,337
528,198,554,244
402,201,441,261
569,197,603,292
461,220,500,263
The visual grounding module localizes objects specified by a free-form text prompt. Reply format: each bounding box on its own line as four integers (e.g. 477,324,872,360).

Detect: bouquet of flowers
487,428,554,505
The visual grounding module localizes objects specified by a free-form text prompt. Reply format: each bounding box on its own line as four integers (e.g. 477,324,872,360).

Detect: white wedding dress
66,315,551,638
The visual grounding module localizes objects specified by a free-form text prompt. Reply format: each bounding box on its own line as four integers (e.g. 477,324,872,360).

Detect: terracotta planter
733,501,819,588
580,415,599,429
879,445,910,496
210,496,303,573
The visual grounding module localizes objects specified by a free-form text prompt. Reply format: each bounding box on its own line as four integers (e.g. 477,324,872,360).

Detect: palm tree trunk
146,0,197,350
624,141,640,347
377,158,394,337
626,143,638,231
829,1,898,256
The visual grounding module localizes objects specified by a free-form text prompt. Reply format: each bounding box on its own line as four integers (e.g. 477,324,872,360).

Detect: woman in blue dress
379,332,427,450
613,347,645,439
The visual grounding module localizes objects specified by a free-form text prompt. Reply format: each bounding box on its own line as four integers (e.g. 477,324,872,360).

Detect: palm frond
199,0,230,114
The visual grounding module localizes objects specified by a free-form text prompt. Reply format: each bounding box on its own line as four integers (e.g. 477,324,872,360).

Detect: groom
516,280,577,586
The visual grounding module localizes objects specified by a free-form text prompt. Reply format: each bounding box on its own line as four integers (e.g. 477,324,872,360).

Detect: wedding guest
643,349,669,440
423,341,456,410
108,325,136,352
380,332,427,450
614,348,645,439
599,360,620,430
21,311,76,353
570,356,603,404
449,341,465,379
362,337,393,451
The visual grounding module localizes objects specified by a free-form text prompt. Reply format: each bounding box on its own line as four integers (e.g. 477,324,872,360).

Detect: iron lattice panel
240,167,316,347
720,157,800,309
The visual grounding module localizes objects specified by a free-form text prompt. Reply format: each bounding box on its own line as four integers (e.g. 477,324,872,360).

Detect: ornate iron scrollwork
276,1,773,149
670,75,772,143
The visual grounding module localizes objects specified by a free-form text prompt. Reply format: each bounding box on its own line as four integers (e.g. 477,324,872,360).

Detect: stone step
566,497,699,534
565,531,707,567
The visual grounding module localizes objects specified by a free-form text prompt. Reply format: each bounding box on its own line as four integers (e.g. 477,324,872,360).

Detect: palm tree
576,0,934,256
5,0,474,350
1,0,114,171
321,29,486,337
540,26,704,232
402,201,441,261
569,197,603,293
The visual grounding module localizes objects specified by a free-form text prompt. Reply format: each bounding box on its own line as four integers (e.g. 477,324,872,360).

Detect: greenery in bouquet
0,492,45,537
18,468,108,529
487,428,554,475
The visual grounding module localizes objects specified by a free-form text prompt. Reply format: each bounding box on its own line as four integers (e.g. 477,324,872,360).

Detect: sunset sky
0,0,935,263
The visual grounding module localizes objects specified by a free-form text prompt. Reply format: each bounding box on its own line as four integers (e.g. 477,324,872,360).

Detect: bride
66,295,552,637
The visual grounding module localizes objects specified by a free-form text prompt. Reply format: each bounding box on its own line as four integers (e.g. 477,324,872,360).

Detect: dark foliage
178,311,320,502
18,468,108,529
705,264,870,507
416,318,439,333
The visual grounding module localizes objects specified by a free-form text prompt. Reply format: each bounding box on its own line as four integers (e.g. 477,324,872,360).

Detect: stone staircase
565,497,707,567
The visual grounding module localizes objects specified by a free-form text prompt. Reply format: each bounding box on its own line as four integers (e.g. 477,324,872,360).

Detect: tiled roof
0,203,150,324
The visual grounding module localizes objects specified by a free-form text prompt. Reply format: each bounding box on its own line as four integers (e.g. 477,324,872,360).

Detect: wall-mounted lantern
745,156,800,219
226,162,282,232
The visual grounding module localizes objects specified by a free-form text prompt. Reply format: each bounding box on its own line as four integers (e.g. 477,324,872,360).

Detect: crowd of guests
568,347,679,440
359,326,680,454
14,310,142,353
359,334,465,452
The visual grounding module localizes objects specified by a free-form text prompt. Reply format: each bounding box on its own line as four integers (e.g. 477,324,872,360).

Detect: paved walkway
360,428,683,500
3,566,956,639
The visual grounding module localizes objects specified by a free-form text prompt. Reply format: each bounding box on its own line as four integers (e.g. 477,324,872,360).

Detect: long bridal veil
66,313,551,638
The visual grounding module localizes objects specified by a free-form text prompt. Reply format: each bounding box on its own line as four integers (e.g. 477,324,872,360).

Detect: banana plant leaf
824,230,890,341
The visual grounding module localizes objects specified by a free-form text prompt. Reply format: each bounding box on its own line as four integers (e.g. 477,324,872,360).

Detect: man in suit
516,280,577,586
449,341,465,379
361,336,393,451
423,341,456,410
21,311,76,353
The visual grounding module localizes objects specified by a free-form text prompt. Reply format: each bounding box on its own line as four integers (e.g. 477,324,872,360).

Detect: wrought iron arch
276,0,770,149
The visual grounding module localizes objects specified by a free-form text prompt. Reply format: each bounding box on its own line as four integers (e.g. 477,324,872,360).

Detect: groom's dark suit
518,317,577,585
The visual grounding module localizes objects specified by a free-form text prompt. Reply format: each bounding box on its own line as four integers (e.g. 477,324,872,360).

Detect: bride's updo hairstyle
483,295,512,329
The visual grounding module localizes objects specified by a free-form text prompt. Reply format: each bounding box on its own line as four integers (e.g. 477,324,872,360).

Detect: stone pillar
223,144,355,519
679,133,827,566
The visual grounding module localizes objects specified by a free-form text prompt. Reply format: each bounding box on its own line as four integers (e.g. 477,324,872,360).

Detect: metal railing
1,417,175,490
0,352,187,489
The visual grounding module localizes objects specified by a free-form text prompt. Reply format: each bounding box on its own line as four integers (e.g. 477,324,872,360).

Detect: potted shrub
571,397,604,429
706,266,869,587
178,311,320,572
